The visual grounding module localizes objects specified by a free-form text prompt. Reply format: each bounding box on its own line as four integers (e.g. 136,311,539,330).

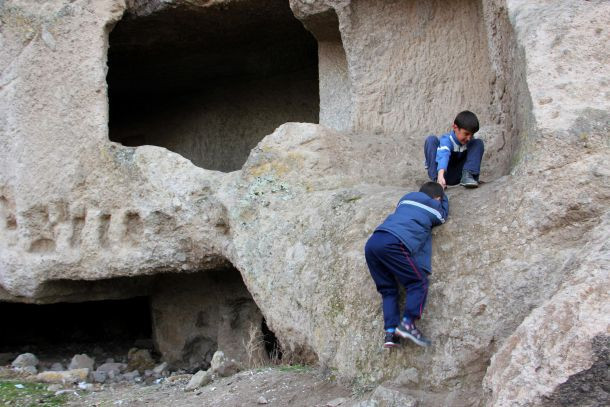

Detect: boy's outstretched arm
436,138,453,189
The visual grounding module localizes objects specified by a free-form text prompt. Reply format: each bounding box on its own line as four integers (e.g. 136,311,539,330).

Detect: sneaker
395,321,431,347
383,331,401,348
460,169,479,188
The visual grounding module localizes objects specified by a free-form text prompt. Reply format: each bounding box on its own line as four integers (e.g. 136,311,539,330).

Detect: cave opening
2,267,278,373
0,297,153,363
107,0,319,172
261,318,282,361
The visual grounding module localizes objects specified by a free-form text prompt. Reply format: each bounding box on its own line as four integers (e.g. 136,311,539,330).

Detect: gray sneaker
460,170,479,188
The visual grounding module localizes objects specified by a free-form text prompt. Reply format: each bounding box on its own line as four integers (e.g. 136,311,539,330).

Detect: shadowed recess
107,0,319,172
0,297,152,349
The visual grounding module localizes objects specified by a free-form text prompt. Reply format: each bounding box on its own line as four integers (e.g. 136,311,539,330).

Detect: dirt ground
65,366,363,407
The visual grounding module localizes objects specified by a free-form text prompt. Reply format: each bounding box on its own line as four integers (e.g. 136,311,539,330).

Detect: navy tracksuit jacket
365,191,449,329
424,130,484,185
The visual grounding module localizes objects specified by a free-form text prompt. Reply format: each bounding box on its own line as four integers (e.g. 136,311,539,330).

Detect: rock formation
1,0,608,405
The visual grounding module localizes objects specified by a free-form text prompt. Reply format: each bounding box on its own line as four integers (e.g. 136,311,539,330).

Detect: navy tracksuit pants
365,231,428,330
424,135,484,185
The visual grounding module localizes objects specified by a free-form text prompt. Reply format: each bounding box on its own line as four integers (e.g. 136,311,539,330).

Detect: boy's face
452,124,473,144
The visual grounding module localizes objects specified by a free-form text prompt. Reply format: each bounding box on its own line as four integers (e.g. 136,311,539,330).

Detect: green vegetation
0,380,70,407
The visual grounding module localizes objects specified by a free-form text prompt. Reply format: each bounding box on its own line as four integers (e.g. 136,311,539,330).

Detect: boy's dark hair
454,110,479,134
419,182,444,199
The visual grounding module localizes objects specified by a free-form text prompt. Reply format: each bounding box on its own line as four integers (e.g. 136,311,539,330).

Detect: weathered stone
16,366,38,375
368,386,417,407
326,397,347,406
210,351,240,377
391,368,419,386
184,370,213,391
127,348,155,373
36,368,89,384
68,354,95,371
91,370,107,383
152,362,168,376
11,353,38,369
96,362,126,377
483,230,610,406
257,395,269,404
122,370,140,382
49,363,65,372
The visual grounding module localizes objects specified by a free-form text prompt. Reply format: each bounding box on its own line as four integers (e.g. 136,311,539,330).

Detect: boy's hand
438,170,447,189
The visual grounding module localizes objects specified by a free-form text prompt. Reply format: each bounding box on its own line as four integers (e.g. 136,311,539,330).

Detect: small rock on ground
185,370,212,391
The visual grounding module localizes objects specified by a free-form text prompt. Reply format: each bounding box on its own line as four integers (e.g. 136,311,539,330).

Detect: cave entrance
151,267,277,370
107,0,319,172
2,267,277,372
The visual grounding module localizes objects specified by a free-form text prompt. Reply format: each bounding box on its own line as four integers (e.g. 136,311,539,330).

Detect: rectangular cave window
107,0,319,172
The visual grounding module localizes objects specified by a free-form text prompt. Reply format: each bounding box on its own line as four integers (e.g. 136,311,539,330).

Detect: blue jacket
436,130,468,171
375,191,449,273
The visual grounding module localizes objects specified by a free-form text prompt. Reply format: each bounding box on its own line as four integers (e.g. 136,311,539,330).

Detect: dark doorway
107,0,319,172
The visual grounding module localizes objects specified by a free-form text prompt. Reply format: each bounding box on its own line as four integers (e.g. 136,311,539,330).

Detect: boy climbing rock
424,111,484,189
365,182,448,348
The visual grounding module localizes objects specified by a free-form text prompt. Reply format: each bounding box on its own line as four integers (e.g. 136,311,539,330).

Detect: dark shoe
383,331,401,348
396,322,431,347
460,170,479,188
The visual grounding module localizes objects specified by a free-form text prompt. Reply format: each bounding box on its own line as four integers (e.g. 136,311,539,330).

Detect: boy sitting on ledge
424,111,484,189
365,182,448,348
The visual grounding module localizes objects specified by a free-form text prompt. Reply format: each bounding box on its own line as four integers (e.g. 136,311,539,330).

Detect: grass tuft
0,380,71,406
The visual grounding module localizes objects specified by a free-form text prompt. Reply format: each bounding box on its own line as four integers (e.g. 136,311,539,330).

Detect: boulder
184,369,213,391
210,351,240,377
36,368,89,384
325,397,347,407
17,366,38,375
91,370,107,383
96,362,127,380
367,386,417,407
11,353,38,369
68,354,95,371
127,348,155,373
483,235,610,406
123,370,141,382
152,362,168,376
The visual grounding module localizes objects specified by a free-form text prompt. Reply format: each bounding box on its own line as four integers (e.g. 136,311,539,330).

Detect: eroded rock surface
1,0,609,406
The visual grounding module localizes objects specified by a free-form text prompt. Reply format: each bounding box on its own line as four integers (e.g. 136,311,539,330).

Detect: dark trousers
365,231,428,330
424,135,484,185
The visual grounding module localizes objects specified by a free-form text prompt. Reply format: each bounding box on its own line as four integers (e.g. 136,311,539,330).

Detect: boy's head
419,182,444,201
452,110,479,144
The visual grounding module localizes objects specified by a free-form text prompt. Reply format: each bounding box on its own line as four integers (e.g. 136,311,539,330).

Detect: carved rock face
1,0,609,405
